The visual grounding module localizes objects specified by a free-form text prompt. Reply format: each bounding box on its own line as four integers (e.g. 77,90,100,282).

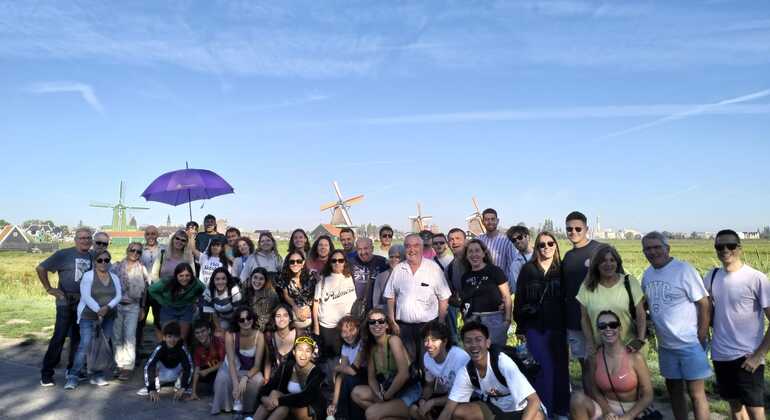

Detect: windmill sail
321,181,363,227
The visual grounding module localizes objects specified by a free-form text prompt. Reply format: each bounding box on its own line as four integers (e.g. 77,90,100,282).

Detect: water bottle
514,344,538,373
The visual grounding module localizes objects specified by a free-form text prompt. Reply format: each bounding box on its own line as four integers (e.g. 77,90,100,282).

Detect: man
506,226,534,292
339,227,357,259
350,237,388,309
437,321,544,420
641,231,711,420
190,320,224,400
224,227,241,260
194,214,226,255
561,211,602,386
445,228,468,343
420,230,436,259
478,208,518,277
432,232,453,270
37,227,93,387
92,231,111,254
374,225,394,258
384,234,451,361
706,229,770,420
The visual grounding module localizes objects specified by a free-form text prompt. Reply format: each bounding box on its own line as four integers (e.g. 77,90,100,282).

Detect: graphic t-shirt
423,346,470,395
449,352,536,412
199,253,224,286
350,255,389,308
562,240,602,330
193,337,225,370
315,273,357,328
461,264,507,313
39,247,93,293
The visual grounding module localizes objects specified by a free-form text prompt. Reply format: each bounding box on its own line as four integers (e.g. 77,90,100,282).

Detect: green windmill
90,181,150,231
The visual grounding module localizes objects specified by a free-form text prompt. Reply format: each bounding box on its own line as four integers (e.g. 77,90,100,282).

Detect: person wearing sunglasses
372,244,406,311
513,231,570,419
374,225,395,258
432,233,453,270
313,250,357,358
37,227,93,387
705,229,770,420
279,251,316,329
641,231,711,420
570,310,655,420
506,225,534,293
65,249,122,390
113,242,150,381
91,231,111,255
147,229,194,343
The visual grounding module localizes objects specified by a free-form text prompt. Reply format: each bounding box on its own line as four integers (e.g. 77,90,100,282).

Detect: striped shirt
478,232,518,276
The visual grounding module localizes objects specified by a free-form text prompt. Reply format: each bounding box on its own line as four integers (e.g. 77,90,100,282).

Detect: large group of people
35,210,770,420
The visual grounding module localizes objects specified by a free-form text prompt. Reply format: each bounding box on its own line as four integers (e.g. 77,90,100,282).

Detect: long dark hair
232,306,256,332
288,229,311,256
280,251,311,287
320,250,352,278
362,308,390,359
166,262,196,299
207,266,236,298
461,239,494,272
586,244,625,292
308,235,335,261
243,267,274,302
267,303,296,333
206,237,232,267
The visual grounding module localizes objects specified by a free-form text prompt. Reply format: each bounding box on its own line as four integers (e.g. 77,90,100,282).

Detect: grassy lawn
0,295,55,339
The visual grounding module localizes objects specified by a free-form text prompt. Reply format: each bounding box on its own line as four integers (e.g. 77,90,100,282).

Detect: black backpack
465,345,539,394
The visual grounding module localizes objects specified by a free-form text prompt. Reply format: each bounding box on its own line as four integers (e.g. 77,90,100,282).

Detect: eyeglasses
95,258,111,264
239,317,252,323
295,336,316,347
380,234,393,238
714,243,739,251
566,227,583,233
95,241,109,247
597,321,620,330
331,258,345,264
128,248,142,254
76,236,92,241
538,241,556,249
368,318,387,326
288,259,304,265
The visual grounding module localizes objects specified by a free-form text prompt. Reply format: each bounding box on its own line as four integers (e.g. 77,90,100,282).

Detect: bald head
356,237,373,262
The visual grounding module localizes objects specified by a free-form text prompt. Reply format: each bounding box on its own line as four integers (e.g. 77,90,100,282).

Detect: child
328,316,367,420
189,320,225,400
139,321,194,402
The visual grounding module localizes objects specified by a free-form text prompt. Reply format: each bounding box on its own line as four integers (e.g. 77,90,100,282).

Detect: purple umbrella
141,163,234,221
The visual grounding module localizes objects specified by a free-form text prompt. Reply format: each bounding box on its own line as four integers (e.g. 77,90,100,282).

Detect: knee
570,391,592,414
365,405,381,420
454,404,482,420
351,385,366,403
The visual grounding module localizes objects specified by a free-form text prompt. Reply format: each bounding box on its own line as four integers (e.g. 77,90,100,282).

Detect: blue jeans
476,312,508,347
68,317,115,379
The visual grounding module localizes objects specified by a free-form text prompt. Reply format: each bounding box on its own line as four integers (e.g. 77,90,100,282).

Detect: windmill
466,196,486,236
320,181,364,227
409,202,433,232
90,181,150,231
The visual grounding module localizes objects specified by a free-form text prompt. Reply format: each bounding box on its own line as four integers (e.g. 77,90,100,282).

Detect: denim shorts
658,343,712,380
159,305,194,324
396,381,422,407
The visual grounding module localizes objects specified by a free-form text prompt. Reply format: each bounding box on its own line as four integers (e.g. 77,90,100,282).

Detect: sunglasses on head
566,227,583,233
95,258,111,264
538,241,556,249
368,318,387,326
331,258,346,264
715,243,739,251
597,321,620,330
288,259,304,265
95,241,109,247
295,336,316,347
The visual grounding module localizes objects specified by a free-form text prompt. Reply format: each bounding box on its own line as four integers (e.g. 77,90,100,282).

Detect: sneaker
67,369,88,382
40,377,55,387
64,377,78,390
233,399,243,412
90,376,109,387
136,387,149,396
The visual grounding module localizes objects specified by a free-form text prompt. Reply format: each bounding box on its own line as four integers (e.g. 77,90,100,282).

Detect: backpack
465,345,540,397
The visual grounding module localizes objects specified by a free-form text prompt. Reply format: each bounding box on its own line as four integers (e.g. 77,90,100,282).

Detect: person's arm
190,367,201,398
36,263,64,298
438,298,448,323
225,332,240,387
742,306,770,372
695,296,711,345
312,299,321,335
499,282,512,326
386,297,400,335
247,332,265,379
367,350,381,400
145,345,162,391
282,288,297,309
437,400,458,420
383,336,410,400
521,392,544,420
79,273,101,313
107,273,122,309
180,347,194,390
277,366,325,407
580,305,595,356
634,298,647,342
329,371,343,416
622,352,654,419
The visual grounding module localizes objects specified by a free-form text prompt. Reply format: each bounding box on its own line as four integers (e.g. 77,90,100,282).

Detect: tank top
267,329,296,373
82,273,116,320
374,335,399,376
594,347,638,394
235,332,257,371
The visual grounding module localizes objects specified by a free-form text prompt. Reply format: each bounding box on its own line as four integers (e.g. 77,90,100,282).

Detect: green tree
0,219,9,228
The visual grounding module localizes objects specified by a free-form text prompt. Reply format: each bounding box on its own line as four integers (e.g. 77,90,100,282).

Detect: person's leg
396,321,416,362
264,406,289,420
569,391,598,420
746,406,764,420
365,400,410,420
665,379,688,420
481,313,507,347
351,384,377,410
211,363,235,414
453,402,487,420
678,344,712,420
525,329,555,414
340,371,367,419
447,306,460,344
242,371,264,413
121,305,140,370
566,329,588,391
66,319,94,387
113,305,128,369
726,400,750,420
686,379,710,420
550,330,572,416
290,407,313,420
41,299,76,381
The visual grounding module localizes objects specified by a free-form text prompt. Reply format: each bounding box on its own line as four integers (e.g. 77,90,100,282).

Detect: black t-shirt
513,261,565,333
561,240,602,330
461,264,507,314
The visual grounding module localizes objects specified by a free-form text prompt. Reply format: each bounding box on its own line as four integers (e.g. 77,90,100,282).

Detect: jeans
41,293,80,380
68,317,115,379
475,312,508,347
114,303,141,369
447,306,460,345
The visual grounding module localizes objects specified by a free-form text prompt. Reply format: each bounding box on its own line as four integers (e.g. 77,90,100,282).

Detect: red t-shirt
193,336,225,369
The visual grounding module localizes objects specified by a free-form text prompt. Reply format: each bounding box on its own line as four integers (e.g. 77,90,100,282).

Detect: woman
279,251,316,329
264,304,306,380
288,228,311,258
64,250,122,389
148,262,204,343
150,229,194,341
351,308,421,420
372,244,405,310
254,232,283,276
251,336,326,420
570,311,655,420
199,237,231,286
243,267,280,331
113,242,150,381
312,250,357,358
202,267,242,336
460,239,512,346
233,236,256,281
577,245,647,356
212,307,265,415
328,316,367,420
306,235,334,276
513,231,570,419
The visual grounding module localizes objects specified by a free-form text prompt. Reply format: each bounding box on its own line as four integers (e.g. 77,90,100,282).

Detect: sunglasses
566,227,583,233
295,336,316,347
95,241,109,247
433,241,446,246
128,248,142,254
288,259,304,265
331,258,346,264
538,241,556,249
380,233,393,238
174,237,188,243
95,258,111,264
512,235,525,241
597,321,620,330
239,317,253,322
368,318,387,326
714,243,739,251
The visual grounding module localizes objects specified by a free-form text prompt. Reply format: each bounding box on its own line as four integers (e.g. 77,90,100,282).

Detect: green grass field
2,238,769,414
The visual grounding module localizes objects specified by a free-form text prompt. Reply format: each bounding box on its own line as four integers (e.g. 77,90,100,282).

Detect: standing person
113,242,150,381
225,227,241,261
254,232,283,278
339,227,357,259
384,234,452,362
513,231,570,419
38,227,93,387
194,214,227,257
148,262,205,344
139,321,193,401
372,245,406,311
313,250,357,358
461,239,512,347
202,267,242,336
65,249,122,389
436,321,544,420
706,229,770,420
432,233,454,270
445,228,467,343
243,267,281,331
288,228,311,257
92,231,111,254
233,236,256,281
506,225,534,293
374,225,395,258
477,208,518,278
420,230,437,259
138,225,163,352
641,231,711,420
189,320,224,400
149,230,194,342
306,234,335,276
351,237,389,309
199,237,231,286
562,211,602,387
278,251,316,329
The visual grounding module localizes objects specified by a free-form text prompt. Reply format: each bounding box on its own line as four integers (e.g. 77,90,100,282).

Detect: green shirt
148,277,204,309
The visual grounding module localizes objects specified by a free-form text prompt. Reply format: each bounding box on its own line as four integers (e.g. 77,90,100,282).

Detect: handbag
87,320,114,372
518,282,549,320
601,347,663,420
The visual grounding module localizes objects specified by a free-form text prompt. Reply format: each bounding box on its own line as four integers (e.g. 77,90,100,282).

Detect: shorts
658,344,712,380
590,399,636,419
713,357,765,407
159,305,195,325
395,381,422,407
567,329,587,360
476,400,525,420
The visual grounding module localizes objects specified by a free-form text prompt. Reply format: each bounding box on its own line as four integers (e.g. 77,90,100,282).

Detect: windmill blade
320,201,339,211
343,194,364,206
341,207,353,226
466,213,479,221
120,181,125,204
126,205,150,210
417,202,422,217
90,202,114,208
472,197,481,213
333,181,344,201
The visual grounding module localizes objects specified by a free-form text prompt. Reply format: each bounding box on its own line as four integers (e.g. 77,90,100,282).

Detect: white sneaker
136,387,149,396
90,376,109,387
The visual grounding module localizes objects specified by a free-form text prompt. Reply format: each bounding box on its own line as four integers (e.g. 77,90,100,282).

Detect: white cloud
25,81,105,113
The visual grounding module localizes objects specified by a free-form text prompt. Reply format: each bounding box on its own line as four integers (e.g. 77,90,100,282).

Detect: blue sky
1,1,769,233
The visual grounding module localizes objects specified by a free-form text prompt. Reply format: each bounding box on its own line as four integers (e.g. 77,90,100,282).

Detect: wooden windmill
320,181,364,228
466,196,486,236
409,202,433,232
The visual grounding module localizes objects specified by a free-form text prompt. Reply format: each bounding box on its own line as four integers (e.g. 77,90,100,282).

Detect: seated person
139,321,193,402
202,267,242,336
570,310,654,420
437,321,544,420
189,320,225,400
411,320,470,420
248,336,326,420
328,316,367,420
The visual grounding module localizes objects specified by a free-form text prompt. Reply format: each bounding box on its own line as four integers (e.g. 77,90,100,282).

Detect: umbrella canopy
141,167,234,221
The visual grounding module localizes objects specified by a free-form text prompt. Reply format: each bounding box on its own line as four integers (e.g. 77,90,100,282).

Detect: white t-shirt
199,253,224,287
448,351,535,412
383,259,452,323
423,346,470,395
315,273,357,328
642,258,708,350
705,264,770,361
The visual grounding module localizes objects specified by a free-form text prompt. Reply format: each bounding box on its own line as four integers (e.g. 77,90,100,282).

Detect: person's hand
269,395,280,410
173,388,185,401
149,390,160,402
187,392,199,401
327,404,337,417
97,306,109,317
46,288,65,299
418,398,434,417
602,413,620,420
742,353,764,373
139,310,147,322
299,306,311,320
516,334,526,343
233,376,247,400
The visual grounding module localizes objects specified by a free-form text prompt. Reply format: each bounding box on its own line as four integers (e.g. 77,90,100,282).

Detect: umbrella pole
188,190,193,222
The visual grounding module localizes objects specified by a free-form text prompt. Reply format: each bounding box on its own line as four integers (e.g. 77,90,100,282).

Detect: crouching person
140,321,193,401
437,321,544,420
189,319,225,400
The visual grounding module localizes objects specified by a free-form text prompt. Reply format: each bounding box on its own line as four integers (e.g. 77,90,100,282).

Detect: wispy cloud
25,81,105,113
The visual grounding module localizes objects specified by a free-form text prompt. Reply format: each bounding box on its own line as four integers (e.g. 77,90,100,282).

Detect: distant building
310,224,342,240
0,225,31,251
741,231,760,240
